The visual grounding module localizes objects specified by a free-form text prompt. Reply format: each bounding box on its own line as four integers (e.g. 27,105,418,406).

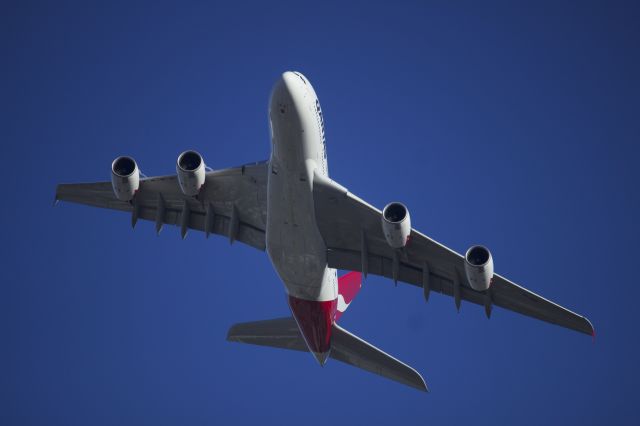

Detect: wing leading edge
312,172,594,336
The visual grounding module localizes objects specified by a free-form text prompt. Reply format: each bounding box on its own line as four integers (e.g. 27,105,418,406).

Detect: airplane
55,71,594,392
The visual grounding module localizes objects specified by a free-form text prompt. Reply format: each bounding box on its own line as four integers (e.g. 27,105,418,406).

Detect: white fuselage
266,72,337,303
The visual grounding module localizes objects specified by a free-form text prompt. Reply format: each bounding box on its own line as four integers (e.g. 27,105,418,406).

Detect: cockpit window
293,72,307,85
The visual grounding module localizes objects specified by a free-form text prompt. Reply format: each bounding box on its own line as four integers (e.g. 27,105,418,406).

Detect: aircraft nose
278,71,303,96
281,70,297,82
270,72,297,109
281,70,305,85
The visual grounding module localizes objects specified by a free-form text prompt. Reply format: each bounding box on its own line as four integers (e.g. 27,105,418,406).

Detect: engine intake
381,202,411,248
177,150,206,196
464,245,494,291
111,156,140,201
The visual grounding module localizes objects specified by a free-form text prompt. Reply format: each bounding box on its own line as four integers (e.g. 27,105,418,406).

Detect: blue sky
2,1,639,425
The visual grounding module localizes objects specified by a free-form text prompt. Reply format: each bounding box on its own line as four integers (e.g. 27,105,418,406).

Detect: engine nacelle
111,156,140,201
381,202,411,249
464,245,494,291
176,150,206,196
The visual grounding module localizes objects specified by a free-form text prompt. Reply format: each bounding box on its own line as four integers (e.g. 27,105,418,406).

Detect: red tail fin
335,271,362,322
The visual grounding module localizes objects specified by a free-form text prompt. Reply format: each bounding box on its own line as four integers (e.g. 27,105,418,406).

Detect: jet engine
464,245,494,291
111,156,140,201
381,202,411,248
176,150,206,196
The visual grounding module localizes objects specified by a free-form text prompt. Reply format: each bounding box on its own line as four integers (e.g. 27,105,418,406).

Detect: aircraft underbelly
265,73,336,303
266,158,335,301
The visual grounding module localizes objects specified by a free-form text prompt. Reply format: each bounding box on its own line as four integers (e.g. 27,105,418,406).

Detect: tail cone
312,350,330,366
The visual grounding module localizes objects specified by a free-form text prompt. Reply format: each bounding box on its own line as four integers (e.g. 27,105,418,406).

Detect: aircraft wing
312,172,594,336
55,161,268,250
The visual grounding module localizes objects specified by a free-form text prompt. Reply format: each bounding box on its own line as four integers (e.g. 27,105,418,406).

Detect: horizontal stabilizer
227,317,428,392
226,317,308,352
330,323,427,391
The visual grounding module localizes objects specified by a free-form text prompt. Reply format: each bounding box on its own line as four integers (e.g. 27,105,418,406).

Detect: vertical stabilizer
336,271,362,321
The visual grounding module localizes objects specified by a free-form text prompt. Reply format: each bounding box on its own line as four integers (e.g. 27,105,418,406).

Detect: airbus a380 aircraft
56,71,593,391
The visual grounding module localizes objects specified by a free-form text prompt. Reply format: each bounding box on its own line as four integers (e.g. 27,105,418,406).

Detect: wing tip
583,317,596,342
407,364,429,392
401,358,429,392
416,375,429,393
226,324,241,342
54,183,75,204
53,184,62,206
582,316,595,338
